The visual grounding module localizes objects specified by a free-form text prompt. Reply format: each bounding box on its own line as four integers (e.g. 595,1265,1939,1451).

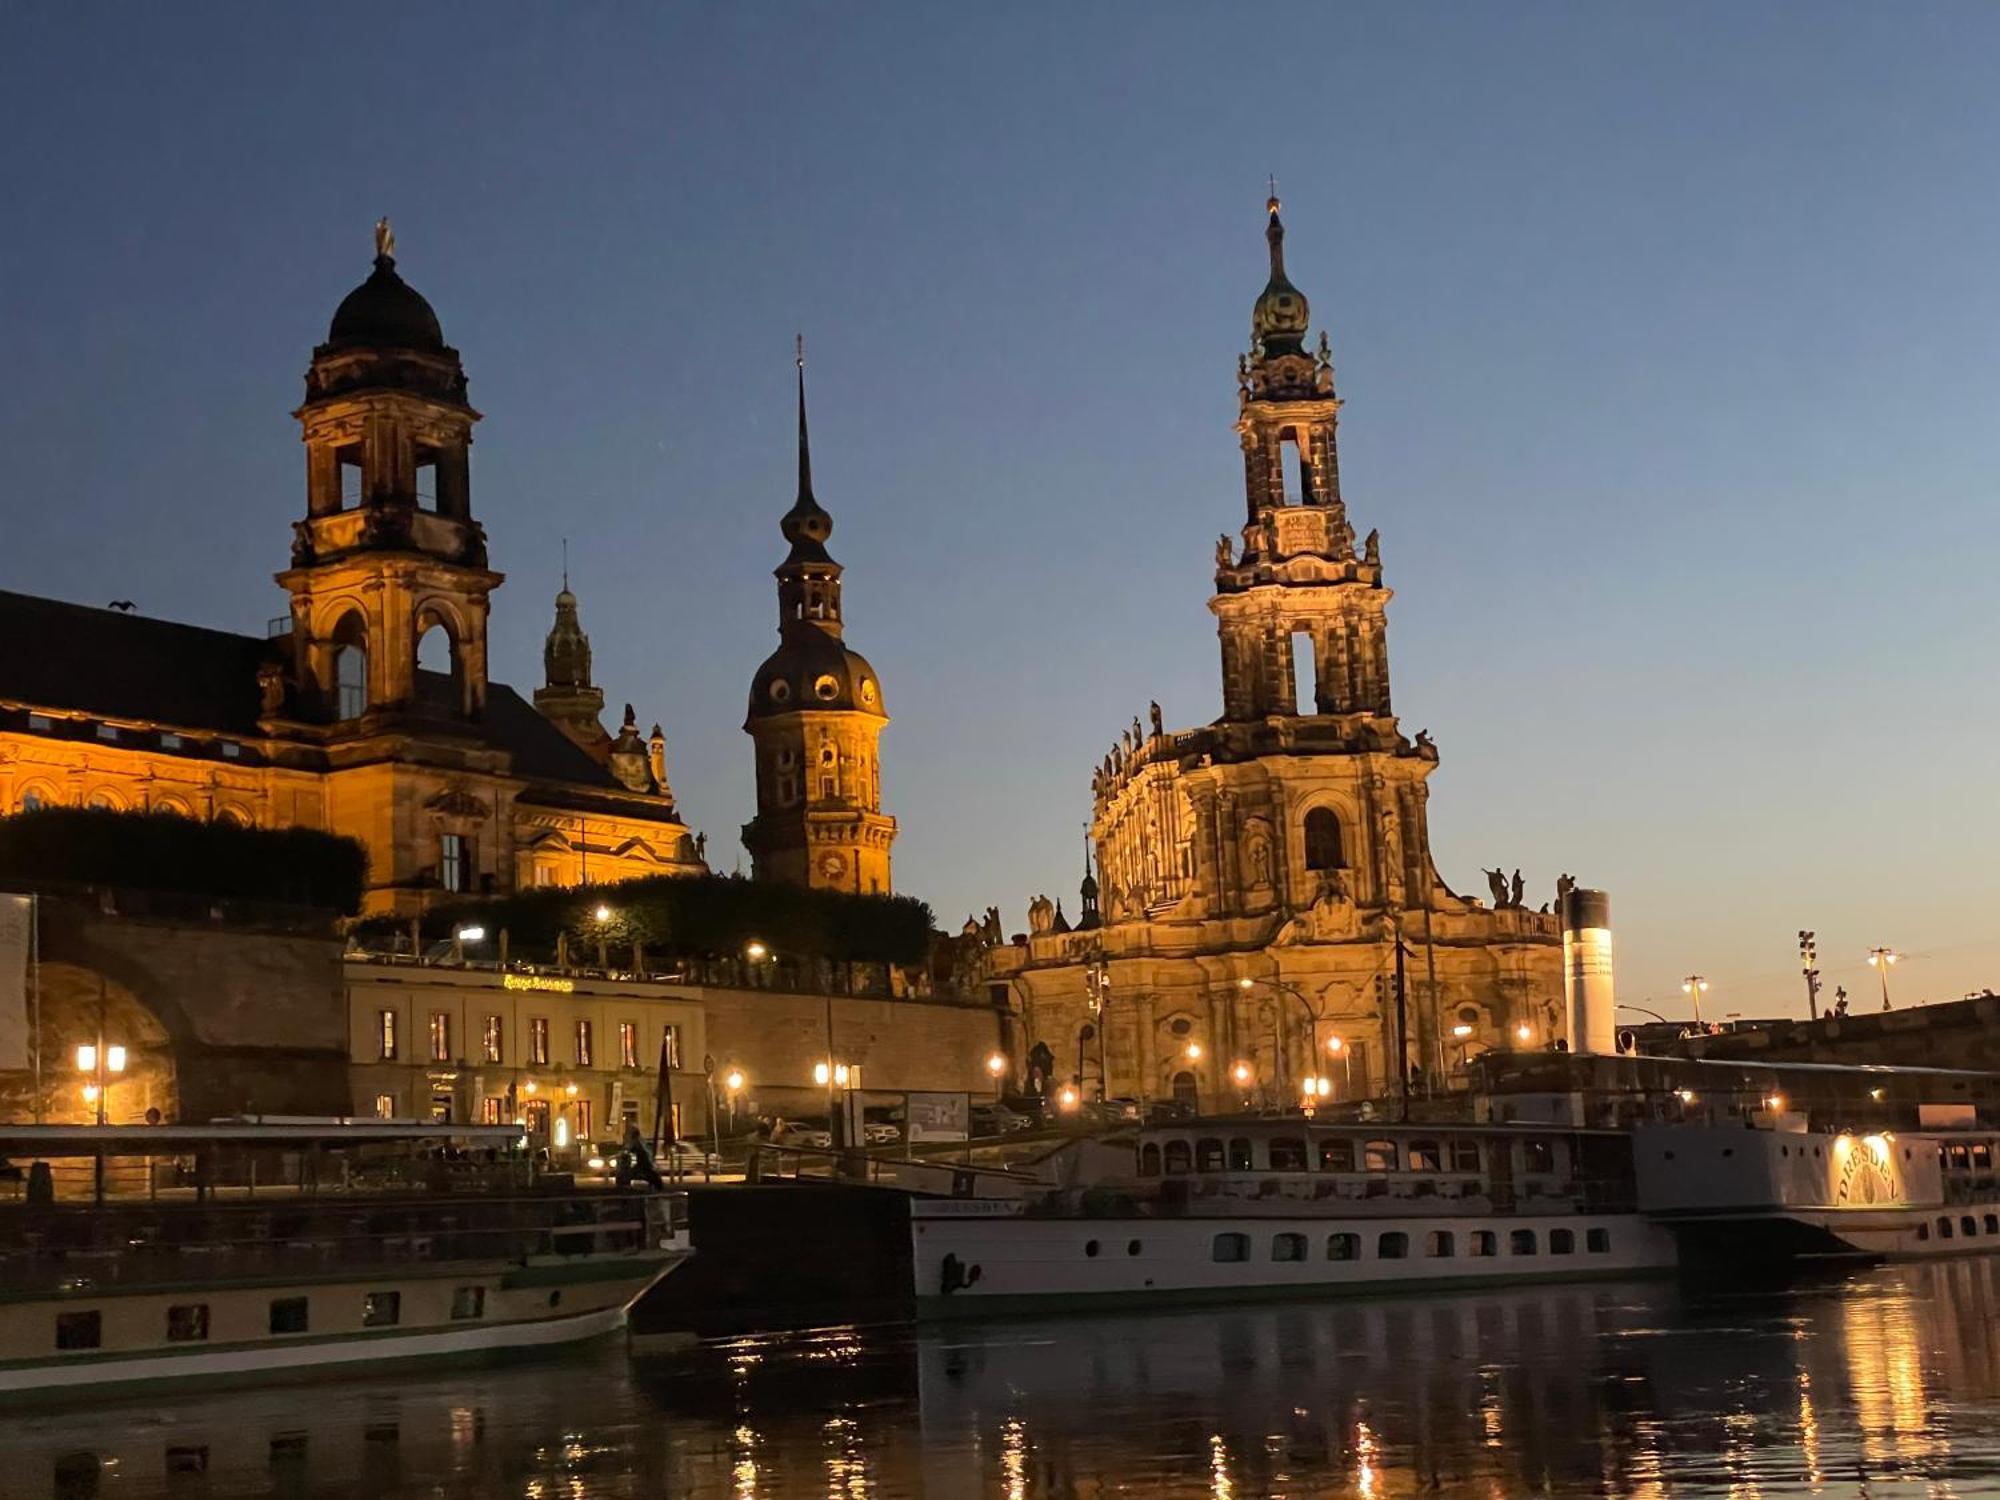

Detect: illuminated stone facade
741,357,895,893
0,225,703,914
990,199,1564,1110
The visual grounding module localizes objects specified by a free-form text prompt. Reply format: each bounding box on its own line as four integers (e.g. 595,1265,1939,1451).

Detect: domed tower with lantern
741,348,895,893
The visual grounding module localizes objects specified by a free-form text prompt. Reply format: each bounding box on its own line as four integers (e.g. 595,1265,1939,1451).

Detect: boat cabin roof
0,1121,523,1158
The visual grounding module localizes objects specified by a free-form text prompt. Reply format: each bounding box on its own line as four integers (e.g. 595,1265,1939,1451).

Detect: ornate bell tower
1212,194,1391,724
277,220,501,730
741,348,895,893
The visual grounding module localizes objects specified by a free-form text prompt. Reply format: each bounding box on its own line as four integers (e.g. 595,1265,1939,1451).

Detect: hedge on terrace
0,807,368,915
372,872,935,968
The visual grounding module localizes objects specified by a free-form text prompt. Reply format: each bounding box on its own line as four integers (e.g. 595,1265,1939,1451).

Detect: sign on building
906,1090,970,1144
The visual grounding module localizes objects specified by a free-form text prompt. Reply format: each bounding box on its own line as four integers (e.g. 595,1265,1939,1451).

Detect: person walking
618,1123,665,1190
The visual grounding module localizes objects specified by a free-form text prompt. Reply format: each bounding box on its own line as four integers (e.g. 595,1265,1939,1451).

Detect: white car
772,1123,833,1150
862,1121,902,1147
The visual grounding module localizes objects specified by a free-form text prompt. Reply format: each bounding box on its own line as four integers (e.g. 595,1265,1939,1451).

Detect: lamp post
1449,1022,1475,1074
723,1068,745,1130
1083,961,1110,1102
1798,931,1822,1021
1324,1033,1352,1100
1868,948,1899,1010
1231,1060,1253,1107
985,1051,1007,1101
1237,975,1325,1100
1681,975,1709,1029
76,1016,126,1202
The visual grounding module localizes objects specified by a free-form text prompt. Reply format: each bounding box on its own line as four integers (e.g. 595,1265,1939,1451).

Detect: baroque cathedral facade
0,224,703,914
990,198,1563,1109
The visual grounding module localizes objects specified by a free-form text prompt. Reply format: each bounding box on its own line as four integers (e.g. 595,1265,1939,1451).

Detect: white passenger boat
0,1122,691,1402
912,1119,1678,1317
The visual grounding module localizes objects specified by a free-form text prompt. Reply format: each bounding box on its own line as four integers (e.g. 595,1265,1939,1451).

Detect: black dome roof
327,255,445,352
746,627,885,723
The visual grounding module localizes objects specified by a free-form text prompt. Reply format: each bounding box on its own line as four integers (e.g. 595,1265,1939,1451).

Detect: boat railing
0,1189,684,1300
745,1142,1050,1198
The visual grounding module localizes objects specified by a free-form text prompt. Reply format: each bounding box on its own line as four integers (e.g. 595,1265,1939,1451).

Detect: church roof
0,590,274,735
326,254,446,353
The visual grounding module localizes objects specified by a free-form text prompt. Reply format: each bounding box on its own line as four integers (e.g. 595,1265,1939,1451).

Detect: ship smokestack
1561,887,1616,1055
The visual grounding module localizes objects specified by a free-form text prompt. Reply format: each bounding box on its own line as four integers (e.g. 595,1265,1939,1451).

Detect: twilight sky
3,4,1999,1021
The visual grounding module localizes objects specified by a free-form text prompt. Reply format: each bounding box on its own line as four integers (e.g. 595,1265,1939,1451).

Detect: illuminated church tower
741,349,895,892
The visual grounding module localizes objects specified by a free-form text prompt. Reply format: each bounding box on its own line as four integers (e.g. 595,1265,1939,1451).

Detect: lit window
618,1020,638,1070
575,1100,592,1140
377,1010,397,1061
530,1018,550,1066
482,1015,503,1064
362,1292,400,1328
439,834,469,894
1363,1139,1397,1172
661,1024,681,1070
575,1019,592,1068
1407,1139,1443,1172
167,1304,210,1342
429,1012,451,1064
373,1093,395,1120
481,1097,504,1125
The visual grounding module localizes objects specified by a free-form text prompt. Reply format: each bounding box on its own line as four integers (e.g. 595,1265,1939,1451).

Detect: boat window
451,1287,486,1321
1127,1240,1143,1256
1451,1139,1483,1173
1950,1144,1971,1170
1549,1229,1575,1255
1272,1232,1308,1262
1084,1240,1101,1258
1327,1232,1360,1261
1937,1217,1954,1239
1976,1144,1993,1170
1425,1230,1454,1258
1139,1143,1162,1176
55,1311,101,1351
1377,1231,1409,1259
1164,1140,1192,1175
167,1304,210,1343
1407,1139,1442,1172
1587,1228,1611,1253
1212,1232,1251,1263
1963,1216,1979,1238
1522,1138,1555,1174
1363,1139,1397,1172
363,1291,402,1327
1987,1215,1999,1236
1319,1138,1356,1172
1228,1138,1254,1171
1194,1138,1223,1172
1510,1229,1538,1255
269,1297,309,1335
1269,1137,1308,1172
1917,1222,1930,1241
1469,1231,1497,1258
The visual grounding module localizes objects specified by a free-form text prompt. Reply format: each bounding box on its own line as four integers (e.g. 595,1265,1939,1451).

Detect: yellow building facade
0,223,703,913
990,198,1565,1110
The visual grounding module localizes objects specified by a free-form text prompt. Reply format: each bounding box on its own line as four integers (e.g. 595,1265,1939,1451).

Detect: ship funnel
1561,887,1616,1055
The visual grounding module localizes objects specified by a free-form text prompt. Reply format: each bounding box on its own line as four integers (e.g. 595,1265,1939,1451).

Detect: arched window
331,614,368,721
19,785,50,812
1303,808,1343,871
86,790,123,812
415,616,460,712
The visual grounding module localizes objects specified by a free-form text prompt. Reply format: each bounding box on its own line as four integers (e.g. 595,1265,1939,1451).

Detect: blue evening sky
3,4,1998,1019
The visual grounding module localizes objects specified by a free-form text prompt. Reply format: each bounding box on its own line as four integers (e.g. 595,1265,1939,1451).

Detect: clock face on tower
819,851,847,881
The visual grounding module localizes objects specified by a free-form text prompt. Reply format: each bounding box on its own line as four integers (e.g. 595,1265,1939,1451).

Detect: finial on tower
373,217,396,262
795,334,815,503
1267,174,1279,213
561,536,569,594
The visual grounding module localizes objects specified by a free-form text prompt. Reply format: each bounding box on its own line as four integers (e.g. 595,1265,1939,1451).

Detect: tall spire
1251,188,1310,358
796,334,814,503
1265,184,1286,280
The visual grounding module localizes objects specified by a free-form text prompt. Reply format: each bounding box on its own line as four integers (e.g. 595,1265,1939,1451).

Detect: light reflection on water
18,1260,2000,1498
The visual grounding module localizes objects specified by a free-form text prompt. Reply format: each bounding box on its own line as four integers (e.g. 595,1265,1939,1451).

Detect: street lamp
1184,1041,1203,1062
594,904,612,924
723,1068,745,1130
1231,1061,1253,1087
985,1051,1007,1100
1449,1022,1474,1072
1056,1083,1080,1113
1798,931,1822,1020
1681,975,1709,1028
75,1041,127,1126
1236,975,1328,1098
1868,948,1899,1010
745,940,769,962
1323,1034,1352,1098
1514,1021,1533,1046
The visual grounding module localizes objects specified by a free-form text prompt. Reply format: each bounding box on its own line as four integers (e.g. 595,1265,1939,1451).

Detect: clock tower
741,350,895,893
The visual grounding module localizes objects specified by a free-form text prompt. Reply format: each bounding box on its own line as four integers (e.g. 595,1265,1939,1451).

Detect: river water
16,1259,2000,1498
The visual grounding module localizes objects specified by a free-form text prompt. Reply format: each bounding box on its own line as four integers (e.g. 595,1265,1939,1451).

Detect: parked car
862,1121,902,1147
771,1122,833,1150
1145,1099,1198,1125
580,1137,718,1178
969,1104,1036,1137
